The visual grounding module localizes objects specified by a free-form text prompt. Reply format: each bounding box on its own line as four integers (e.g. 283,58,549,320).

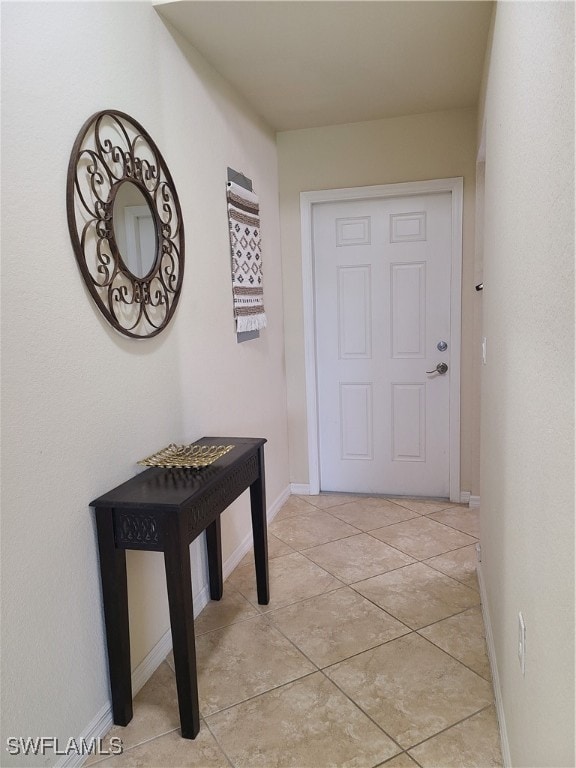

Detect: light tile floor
89,494,503,768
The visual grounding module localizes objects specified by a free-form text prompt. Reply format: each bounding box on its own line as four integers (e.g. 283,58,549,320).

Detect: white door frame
300,177,463,500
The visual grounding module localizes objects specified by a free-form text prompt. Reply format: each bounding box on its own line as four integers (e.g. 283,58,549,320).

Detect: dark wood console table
91,437,269,739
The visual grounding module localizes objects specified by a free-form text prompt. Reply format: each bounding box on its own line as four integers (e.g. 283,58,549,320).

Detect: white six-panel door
313,191,454,497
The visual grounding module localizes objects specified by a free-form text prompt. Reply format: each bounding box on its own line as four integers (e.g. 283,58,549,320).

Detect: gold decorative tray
138,444,235,469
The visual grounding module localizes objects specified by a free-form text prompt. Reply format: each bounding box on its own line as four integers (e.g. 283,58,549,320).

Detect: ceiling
155,1,493,132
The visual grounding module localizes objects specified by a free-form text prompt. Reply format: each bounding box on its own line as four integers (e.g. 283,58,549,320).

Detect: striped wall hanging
226,181,267,332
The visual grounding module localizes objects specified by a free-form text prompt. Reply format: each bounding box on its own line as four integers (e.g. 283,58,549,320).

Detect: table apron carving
187,453,259,538
115,511,164,550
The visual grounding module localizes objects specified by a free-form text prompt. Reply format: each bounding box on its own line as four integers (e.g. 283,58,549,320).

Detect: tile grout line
85,726,181,766
198,586,490,688
261,598,413,677
197,630,494,768
253,575,485,690
423,563,480,590
346,559,481,598
315,520,490,681
228,504,489,695
275,497,433,537
192,607,268,638
298,548,417,586
297,493,461,510
229,577,345,616
202,669,320,720
150,663,494,768
405,703,498,755
202,718,236,768
273,529,368,551
115,496,494,768
273,502,477,553
322,658,496,763
362,533,479,562
196,600,473,766
316,666,406,758
345,581,484,639
425,518,480,537
167,647,317,726
374,753,425,768
313,503,478,555
264,506,483,636
260,498,491,761
191,615,321,721
412,631,496,685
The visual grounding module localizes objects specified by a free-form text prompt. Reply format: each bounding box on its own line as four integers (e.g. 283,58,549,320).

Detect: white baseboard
56,703,113,768
268,485,292,521
222,484,291,578
460,491,481,508
75,596,209,767
477,562,511,767
131,628,173,696
290,483,311,495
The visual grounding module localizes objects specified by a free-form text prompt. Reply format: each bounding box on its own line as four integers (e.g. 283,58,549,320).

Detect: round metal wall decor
67,110,185,338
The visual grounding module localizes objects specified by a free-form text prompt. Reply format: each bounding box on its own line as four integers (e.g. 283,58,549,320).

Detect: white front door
313,190,455,497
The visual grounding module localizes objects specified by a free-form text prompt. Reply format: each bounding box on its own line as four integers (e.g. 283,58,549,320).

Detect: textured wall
277,108,480,496
0,3,289,763
479,2,575,764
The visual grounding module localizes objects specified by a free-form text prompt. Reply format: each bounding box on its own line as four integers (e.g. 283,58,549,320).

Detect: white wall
0,3,289,763
277,108,480,496
479,2,574,765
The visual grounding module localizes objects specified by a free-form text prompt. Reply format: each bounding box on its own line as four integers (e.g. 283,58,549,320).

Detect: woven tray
138,443,234,469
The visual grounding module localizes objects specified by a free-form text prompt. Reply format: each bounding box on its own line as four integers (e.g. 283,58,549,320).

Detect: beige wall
0,2,289,762
479,2,574,765
277,108,480,496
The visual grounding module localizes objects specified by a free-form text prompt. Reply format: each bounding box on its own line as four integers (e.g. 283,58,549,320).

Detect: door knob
426,362,448,375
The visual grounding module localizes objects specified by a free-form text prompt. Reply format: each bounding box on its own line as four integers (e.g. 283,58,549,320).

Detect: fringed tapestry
226,181,267,332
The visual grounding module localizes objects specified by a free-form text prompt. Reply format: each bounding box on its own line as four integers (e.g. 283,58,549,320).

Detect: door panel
391,262,426,358
391,383,426,462
340,383,374,460
338,266,372,359
314,192,452,496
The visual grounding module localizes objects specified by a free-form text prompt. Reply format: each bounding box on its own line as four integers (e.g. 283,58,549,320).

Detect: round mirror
112,181,158,278
67,110,185,338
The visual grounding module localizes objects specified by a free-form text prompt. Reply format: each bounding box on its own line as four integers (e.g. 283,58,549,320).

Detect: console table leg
95,507,133,726
250,445,269,605
205,518,223,600
164,519,200,739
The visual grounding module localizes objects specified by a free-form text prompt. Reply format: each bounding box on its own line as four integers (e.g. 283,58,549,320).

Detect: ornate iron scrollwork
66,110,185,338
